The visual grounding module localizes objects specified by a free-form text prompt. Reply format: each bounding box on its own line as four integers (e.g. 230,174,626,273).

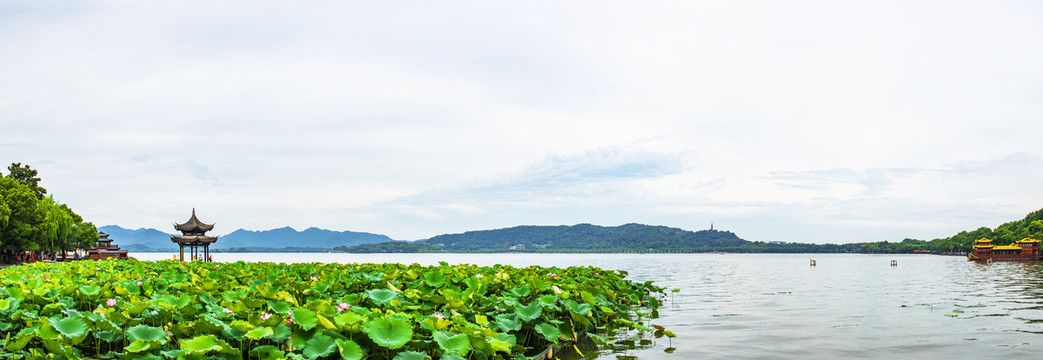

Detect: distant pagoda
171,208,218,262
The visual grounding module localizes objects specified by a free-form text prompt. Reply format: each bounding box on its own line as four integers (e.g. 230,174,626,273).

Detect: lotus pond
0,259,666,359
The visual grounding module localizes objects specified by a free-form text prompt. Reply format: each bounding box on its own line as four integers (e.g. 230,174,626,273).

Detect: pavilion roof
174,208,215,232
170,235,219,244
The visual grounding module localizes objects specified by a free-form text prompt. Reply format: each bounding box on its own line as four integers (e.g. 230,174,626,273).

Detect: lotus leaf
126,324,165,342
367,289,398,306
393,351,429,360
336,339,365,360
49,316,88,338
364,317,413,349
179,334,230,354
534,323,561,343
514,303,542,322
125,338,151,353
433,330,471,356
303,334,338,359
244,326,274,340
423,271,446,288
292,307,319,330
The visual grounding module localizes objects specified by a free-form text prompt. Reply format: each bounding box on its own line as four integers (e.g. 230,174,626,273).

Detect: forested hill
425,223,747,252
335,223,756,253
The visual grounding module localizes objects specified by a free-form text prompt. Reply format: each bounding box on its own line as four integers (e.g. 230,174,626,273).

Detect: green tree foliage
5,162,47,199
0,164,97,259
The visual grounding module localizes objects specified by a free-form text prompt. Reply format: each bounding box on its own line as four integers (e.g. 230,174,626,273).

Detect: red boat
967,238,1043,261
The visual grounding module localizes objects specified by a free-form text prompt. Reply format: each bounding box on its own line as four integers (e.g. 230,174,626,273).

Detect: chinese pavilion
171,209,218,262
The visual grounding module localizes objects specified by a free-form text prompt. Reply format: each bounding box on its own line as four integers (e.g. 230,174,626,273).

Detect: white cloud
2,1,1042,243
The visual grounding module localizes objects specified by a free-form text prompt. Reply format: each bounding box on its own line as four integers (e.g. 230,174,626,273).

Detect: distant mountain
335,223,751,253
216,227,393,249
98,225,394,251
98,225,179,251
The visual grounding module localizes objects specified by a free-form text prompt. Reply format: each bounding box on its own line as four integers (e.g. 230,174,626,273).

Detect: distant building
86,231,129,260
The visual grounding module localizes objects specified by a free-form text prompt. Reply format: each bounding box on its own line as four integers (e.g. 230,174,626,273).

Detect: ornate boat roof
174,208,215,233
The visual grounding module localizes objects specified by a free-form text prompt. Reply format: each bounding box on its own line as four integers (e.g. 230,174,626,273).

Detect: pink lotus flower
99,312,106,318
261,313,271,320
337,302,351,311
594,272,600,276
106,299,117,307
285,318,292,325
214,264,220,269
137,281,143,286
310,276,318,281
475,274,484,278
223,308,233,314
431,313,445,320
548,273,557,278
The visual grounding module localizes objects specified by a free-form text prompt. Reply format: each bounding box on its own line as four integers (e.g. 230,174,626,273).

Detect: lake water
132,252,1043,359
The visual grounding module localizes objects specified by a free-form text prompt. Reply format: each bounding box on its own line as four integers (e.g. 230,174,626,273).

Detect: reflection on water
132,253,1043,359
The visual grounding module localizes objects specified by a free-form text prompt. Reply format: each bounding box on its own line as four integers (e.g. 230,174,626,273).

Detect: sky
2,1,1042,243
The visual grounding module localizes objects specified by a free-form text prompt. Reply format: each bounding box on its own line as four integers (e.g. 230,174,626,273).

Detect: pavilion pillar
179,244,184,262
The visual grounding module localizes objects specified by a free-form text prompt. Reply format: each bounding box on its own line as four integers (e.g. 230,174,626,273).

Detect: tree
0,177,43,251
5,163,47,199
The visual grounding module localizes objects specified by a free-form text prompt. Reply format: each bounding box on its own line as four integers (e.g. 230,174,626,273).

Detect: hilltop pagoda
171,209,218,262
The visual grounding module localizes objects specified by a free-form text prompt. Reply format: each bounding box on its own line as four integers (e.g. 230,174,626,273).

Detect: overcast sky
3,1,1042,243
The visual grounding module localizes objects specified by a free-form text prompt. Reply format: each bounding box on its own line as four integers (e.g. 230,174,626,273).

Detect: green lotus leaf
534,323,561,343
433,330,471,356
363,317,413,350
440,353,467,360
37,323,62,340
244,326,274,340
49,316,88,338
334,311,364,327
491,314,522,332
336,339,365,360
509,286,531,298
423,271,445,288
303,334,337,359
0,299,11,311
393,351,429,360
564,300,594,316
291,307,318,330
268,301,290,315
6,328,34,351
367,289,398,306
515,303,542,322
125,338,151,353
249,345,286,360
179,334,230,354
272,323,293,342
486,336,511,353
127,324,166,343
160,349,186,358
6,286,24,300
231,320,255,333
78,285,101,297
